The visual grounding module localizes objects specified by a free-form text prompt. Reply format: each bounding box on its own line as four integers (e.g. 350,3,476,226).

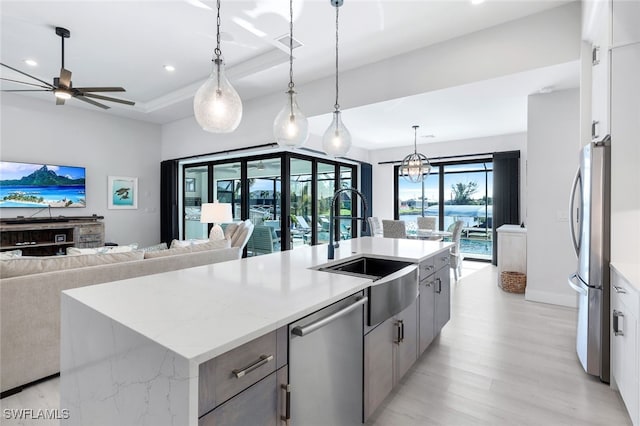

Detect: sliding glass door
182,153,357,256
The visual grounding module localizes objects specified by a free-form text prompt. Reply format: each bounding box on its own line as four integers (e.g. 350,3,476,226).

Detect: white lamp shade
200,202,233,224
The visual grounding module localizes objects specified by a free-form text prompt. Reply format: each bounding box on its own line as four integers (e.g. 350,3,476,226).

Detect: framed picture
108,176,138,209
54,234,66,243
185,178,196,193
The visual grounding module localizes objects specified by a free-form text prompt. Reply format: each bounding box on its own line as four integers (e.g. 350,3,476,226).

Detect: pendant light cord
215,0,222,59
288,0,294,90
413,125,419,153
334,5,340,112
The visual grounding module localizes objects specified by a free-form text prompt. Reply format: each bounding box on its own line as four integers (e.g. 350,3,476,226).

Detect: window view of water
397,161,493,260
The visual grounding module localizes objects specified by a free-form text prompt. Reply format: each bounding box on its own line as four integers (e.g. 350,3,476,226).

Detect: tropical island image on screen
0,161,86,208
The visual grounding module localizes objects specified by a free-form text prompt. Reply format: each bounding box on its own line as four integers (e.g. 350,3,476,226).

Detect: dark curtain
492,151,520,265
160,160,180,245
359,162,373,236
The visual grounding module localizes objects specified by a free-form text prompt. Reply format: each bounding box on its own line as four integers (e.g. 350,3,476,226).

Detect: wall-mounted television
0,161,86,208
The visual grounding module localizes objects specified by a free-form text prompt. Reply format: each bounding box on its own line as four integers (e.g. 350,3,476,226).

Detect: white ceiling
1,0,577,149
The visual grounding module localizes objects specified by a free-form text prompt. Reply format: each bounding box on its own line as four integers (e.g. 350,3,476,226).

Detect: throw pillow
170,239,211,248
139,242,168,252
67,244,137,256
0,249,22,260
223,222,239,240
145,239,230,259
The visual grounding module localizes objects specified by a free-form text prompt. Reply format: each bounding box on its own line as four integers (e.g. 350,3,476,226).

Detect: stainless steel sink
317,257,418,326
318,257,412,280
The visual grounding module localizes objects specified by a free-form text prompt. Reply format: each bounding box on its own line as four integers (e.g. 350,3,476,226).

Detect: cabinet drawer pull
232,354,274,378
435,277,442,294
613,285,627,294
280,384,291,423
613,310,624,336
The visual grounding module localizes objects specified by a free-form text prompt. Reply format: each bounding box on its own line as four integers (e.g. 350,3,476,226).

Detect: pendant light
322,0,351,157
193,0,243,133
273,0,309,148
401,125,432,183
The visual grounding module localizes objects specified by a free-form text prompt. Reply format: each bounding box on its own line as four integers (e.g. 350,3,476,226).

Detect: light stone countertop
63,237,451,365
611,262,640,292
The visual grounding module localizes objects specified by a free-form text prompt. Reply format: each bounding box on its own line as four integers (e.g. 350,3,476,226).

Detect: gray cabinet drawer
199,330,278,417
419,258,435,281
434,251,450,271
199,367,288,426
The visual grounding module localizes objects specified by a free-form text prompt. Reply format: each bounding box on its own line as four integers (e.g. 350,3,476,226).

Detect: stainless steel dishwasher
289,292,366,426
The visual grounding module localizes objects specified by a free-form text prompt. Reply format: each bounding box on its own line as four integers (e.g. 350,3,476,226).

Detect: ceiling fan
0,27,135,110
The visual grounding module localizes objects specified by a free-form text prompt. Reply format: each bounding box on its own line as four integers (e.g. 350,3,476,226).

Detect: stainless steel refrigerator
568,137,611,383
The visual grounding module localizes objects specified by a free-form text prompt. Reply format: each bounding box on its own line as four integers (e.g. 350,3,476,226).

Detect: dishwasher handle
291,296,368,337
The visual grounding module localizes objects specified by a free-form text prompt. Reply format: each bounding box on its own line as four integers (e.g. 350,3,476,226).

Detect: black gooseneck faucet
328,187,368,259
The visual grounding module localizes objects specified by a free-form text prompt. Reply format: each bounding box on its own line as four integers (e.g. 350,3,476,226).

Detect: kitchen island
60,237,452,425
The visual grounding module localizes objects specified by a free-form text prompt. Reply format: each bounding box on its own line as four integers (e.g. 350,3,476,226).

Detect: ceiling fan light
194,58,243,133
54,89,72,100
274,90,309,148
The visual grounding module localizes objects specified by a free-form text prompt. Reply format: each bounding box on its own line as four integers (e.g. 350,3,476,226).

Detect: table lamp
200,201,232,240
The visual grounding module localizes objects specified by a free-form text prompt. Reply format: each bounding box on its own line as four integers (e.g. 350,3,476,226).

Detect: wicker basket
500,271,526,293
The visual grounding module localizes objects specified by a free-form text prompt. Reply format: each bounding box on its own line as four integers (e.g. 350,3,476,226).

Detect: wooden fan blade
1,89,50,92
82,92,135,106
0,63,55,89
56,97,65,106
59,68,72,88
75,95,110,109
74,87,125,93
0,77,52,90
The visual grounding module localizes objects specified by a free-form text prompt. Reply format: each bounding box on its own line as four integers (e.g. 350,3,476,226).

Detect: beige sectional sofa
0,244,241,395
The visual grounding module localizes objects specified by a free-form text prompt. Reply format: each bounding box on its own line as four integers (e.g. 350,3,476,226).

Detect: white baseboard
525,289,578,308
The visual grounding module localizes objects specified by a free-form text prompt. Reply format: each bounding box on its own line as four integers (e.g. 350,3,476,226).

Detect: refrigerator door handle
569,167,582,256
568,273,588,296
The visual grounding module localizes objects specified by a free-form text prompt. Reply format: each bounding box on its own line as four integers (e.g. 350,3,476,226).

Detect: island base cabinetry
199,367,288,426
611,267,639,426
199,327,289,425
364,297,418,421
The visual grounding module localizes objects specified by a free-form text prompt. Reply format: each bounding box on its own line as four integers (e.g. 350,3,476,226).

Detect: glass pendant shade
322,110,351,157
274,90,309,148
194,59,243,133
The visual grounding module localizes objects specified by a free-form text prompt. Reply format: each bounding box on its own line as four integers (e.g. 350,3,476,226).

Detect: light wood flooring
0,262,632,426
366,262,631,426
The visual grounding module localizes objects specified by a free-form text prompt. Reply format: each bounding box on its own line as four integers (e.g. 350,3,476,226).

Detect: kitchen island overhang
60,237,452,426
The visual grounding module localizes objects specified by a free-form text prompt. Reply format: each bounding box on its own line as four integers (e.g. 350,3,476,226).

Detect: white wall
368,133,527,223
0,94,162,247
526,89,581,307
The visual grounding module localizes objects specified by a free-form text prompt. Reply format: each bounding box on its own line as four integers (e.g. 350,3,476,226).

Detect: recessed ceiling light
164,65,176,72
23,59,38,66
471,0,486,5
